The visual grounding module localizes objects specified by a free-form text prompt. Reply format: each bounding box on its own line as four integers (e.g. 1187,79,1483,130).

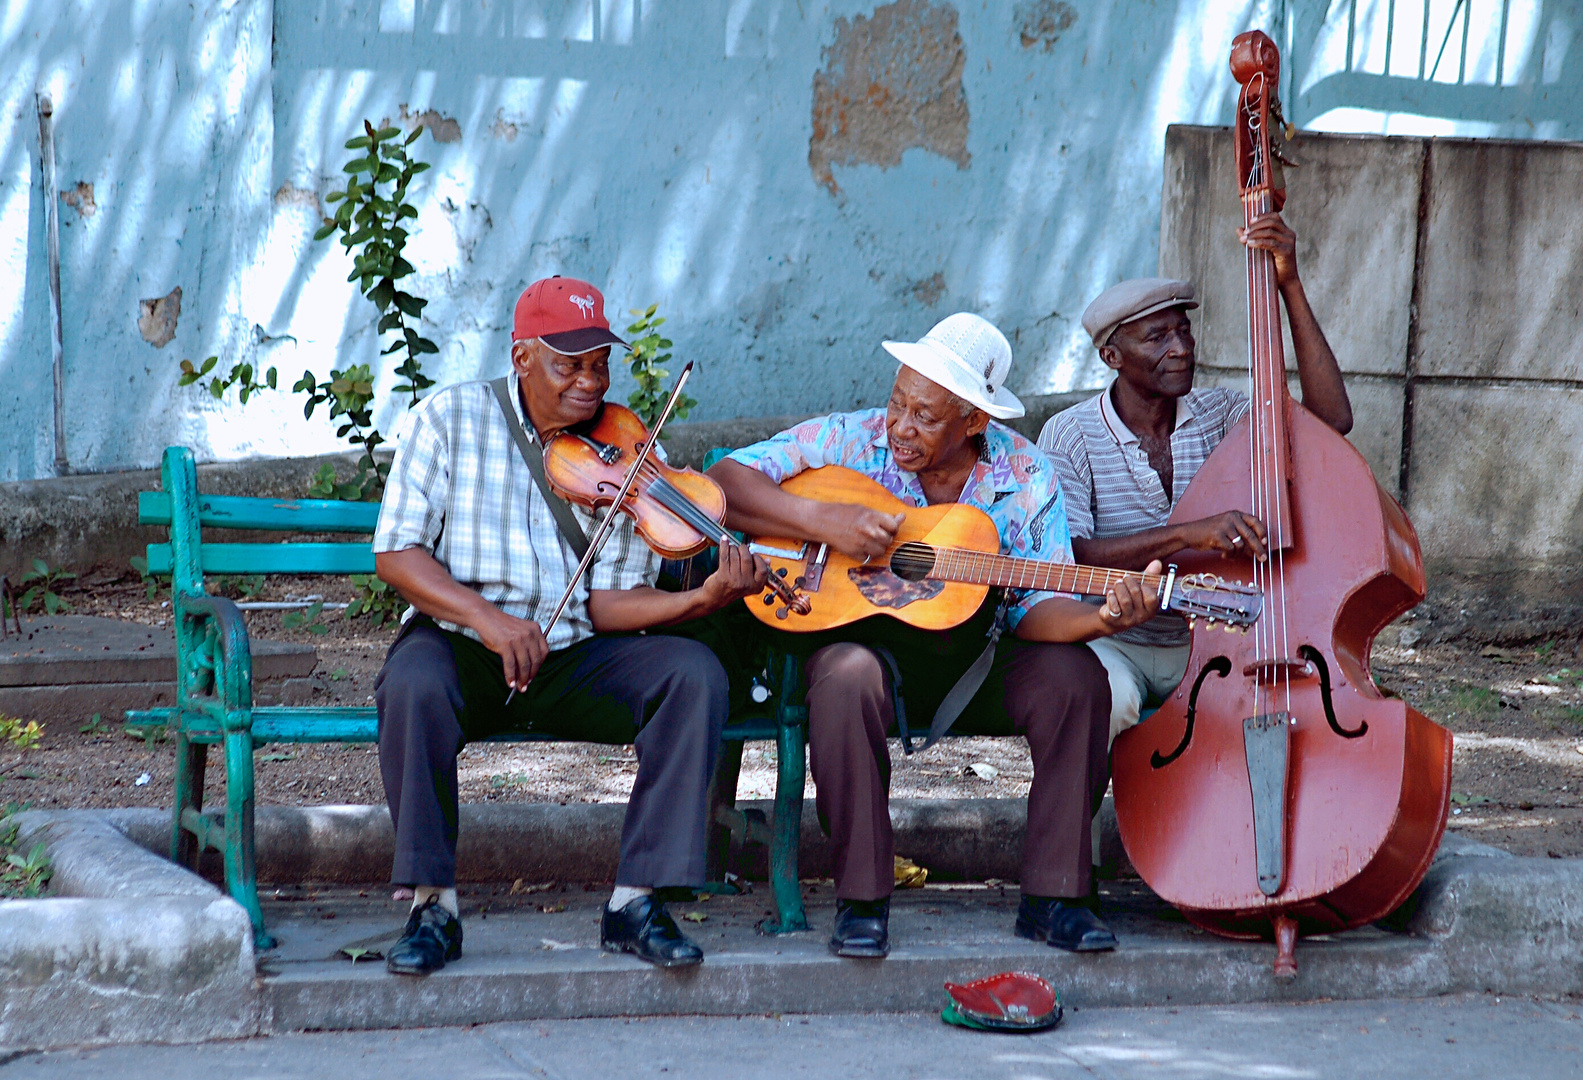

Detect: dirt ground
2,571,1581,860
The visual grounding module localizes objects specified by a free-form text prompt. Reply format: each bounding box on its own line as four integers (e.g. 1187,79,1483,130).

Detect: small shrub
0,716,43,752
14,558,73,615
283,600,330,636
346,574,403,627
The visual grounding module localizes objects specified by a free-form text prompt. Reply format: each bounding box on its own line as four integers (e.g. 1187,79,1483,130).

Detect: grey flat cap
1082,278,1198,347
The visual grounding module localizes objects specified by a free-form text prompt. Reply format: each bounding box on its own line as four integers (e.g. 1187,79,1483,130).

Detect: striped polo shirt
1037,383,1250,647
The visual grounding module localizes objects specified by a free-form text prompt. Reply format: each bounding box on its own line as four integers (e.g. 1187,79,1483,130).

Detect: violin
540,373,810,618
1109,30,1451,977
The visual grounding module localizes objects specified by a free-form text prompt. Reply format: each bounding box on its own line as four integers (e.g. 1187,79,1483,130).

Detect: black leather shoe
601,894,704,968
1015,895,1118,952
386,897,463,975
829,897,890,958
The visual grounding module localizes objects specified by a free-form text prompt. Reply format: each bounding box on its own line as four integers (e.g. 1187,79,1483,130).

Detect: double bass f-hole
1298,644,1366,739
1152,656,1232,769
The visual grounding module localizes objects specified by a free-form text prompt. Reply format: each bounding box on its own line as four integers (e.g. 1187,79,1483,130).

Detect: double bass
1110,30,1453,976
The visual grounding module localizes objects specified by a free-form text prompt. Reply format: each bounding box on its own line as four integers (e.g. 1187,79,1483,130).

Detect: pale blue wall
2,0,1577,480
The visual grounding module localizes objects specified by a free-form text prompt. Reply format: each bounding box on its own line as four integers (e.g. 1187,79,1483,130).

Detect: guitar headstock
1162,570,1263,628
1231,30,1287,212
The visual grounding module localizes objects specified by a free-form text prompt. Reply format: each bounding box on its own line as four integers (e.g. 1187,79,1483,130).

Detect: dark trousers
375,618,728,888
804,634,1110,901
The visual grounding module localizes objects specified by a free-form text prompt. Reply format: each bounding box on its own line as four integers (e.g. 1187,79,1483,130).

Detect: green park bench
127,445,813,949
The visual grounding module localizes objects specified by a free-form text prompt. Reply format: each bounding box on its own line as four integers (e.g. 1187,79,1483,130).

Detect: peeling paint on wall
60,182,95,218
908,272,947,306
138,287,182,348
1014,0,1078,51
273,182,319,208
398,104,462,143
809,0,971,195
490,112,519,141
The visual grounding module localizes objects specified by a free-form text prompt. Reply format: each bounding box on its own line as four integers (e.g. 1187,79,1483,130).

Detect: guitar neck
925,547,1161,599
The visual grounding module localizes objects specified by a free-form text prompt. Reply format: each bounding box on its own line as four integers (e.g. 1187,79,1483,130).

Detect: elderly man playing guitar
710,313,1162,958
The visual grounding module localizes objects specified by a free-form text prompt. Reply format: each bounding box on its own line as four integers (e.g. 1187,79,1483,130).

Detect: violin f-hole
1298,644,1365,739
1152,656,1232,769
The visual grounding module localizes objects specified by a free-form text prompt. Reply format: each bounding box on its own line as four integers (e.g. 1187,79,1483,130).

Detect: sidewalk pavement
4,994,1579,1079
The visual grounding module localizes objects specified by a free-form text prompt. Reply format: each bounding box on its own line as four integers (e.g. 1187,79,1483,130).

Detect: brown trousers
804,635,1110,901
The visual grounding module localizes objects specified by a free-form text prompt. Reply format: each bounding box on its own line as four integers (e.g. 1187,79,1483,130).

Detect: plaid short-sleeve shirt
727,408,1075,631
373,376,659,651
1037,383,1250,647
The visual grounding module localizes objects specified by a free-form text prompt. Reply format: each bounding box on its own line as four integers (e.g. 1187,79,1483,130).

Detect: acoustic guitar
743,466,1262,632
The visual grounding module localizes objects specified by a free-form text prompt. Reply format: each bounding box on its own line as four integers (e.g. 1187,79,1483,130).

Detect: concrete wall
1159,125,1583,572
4,1,1579,483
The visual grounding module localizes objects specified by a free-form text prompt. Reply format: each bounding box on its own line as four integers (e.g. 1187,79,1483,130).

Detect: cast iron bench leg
223,728,274,950
171,732,207,872
761,651,810,934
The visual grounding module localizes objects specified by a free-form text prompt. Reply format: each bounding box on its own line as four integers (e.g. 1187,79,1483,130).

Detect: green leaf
345,135,372,150
313,222,339,241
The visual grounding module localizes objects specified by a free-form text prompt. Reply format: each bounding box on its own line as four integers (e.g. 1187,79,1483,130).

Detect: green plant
625,305,694,431
215,574,267,601
14,558,73,615
123,721,168,748
174,121,436,502
283,599,330,636
79,713,108,736
346,573,403,627
0,716,43,752
0,802,50,899
178,355,277,404
2,841,52,898
128,555,165,601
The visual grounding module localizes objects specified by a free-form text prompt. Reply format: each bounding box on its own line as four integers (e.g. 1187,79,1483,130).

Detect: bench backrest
140,447,377,588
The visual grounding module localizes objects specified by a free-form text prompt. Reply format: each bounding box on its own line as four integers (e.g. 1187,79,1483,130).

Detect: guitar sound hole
889,542,936,581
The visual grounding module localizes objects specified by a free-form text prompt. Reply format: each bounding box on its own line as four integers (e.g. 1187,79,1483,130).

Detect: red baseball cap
513,276,630,355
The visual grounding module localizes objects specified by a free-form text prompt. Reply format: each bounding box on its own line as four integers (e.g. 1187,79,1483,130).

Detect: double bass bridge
1242,656,1316,685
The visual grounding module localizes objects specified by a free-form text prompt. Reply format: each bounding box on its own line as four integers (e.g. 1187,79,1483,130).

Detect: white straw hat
881,313,1025,420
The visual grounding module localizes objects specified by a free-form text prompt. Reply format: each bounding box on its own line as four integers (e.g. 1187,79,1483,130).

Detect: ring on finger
1232,535,1245,546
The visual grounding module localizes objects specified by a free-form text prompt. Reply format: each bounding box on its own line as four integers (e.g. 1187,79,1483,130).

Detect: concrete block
0,812,258,1051
1407,382,1583,563
1194,369,1406,498
1407,853,1583,996
0,615,315,687
0,896,259,1050
1160,126,1423,379
1417,139,1583,381
14,811,220,900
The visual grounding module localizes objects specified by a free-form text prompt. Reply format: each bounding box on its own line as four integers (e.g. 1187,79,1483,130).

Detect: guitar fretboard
923,546,1163,598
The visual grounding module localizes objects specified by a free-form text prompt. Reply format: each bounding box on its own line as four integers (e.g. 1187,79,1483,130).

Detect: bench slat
145,542,375,575
126,707,784,744
138,491,380,533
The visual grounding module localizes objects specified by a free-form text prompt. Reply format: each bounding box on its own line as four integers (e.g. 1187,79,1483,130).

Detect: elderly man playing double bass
1038,213,1353,746
710,313,1162,958
373,276,767,976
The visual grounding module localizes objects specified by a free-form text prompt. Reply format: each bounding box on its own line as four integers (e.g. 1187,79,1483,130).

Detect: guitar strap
488,376,591,560
919,594,1009,751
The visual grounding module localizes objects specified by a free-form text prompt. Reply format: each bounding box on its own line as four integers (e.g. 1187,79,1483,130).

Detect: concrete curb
0,813,257,1050
97,798,1129,886
1,804,1579,1050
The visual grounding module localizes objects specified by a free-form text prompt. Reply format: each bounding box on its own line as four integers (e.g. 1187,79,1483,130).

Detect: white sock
412,886,458,917
607,885,653,912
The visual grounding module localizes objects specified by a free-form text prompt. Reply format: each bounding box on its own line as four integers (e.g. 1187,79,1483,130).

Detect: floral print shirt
727,408,1075,630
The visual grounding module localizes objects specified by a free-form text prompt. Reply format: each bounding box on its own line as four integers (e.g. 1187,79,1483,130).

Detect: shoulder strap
487,376,590,561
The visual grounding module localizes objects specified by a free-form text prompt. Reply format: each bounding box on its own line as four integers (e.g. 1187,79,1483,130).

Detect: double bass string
1245,73,1294,718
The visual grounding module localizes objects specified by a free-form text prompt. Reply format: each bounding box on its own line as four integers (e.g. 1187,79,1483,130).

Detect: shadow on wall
2,0,1579,481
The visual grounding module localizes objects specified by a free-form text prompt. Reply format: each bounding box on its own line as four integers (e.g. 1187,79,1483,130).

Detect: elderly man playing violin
372,276,768,976
1038,213,1352,747
709,313,1162,958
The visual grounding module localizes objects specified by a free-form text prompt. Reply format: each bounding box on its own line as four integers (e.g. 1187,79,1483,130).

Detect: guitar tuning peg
775,607,790,620
762,593,776,606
